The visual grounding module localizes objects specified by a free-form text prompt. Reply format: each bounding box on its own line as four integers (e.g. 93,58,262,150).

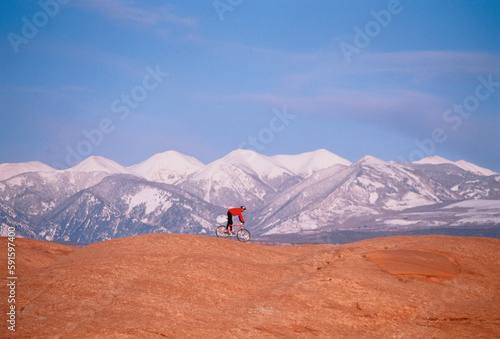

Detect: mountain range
0,149,499,244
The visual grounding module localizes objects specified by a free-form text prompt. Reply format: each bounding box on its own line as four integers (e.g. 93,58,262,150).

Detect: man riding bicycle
226,206,246,234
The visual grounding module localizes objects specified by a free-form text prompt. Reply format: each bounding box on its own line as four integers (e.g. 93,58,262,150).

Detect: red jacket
228,207,245,223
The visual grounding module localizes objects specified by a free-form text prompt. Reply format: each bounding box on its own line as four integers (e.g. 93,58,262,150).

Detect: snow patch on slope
443,200,500,210
384,192,436,211
384,219,420,226
455,160,497,176
127,187,171,215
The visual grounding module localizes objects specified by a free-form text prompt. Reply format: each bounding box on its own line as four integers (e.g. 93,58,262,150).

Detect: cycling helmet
241,206,247,211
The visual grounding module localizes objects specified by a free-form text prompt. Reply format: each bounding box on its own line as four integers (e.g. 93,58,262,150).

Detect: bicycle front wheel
216,226,229,238
237,229,250,242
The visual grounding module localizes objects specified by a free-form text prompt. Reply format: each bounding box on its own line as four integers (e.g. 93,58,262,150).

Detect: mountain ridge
415,155,496,176
1,150,497,182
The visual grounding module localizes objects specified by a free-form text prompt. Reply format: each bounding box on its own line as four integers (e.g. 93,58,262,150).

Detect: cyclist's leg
226,212,233,233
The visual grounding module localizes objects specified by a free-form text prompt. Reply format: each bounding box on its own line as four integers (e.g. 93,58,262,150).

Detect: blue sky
1,0,499,172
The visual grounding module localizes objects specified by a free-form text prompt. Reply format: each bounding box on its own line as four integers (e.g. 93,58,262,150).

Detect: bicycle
216,224,251,242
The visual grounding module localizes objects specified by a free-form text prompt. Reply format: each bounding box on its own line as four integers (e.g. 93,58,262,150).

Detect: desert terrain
1,234,499,338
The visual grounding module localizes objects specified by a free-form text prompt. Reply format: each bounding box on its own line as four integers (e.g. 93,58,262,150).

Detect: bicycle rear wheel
237,229,250,242
216,226,229,238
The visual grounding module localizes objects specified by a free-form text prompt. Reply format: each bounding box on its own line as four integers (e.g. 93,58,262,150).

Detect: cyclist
226,206,246,234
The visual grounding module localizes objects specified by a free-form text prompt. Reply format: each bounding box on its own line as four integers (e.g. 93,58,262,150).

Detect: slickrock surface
0,238,77,282
1,234,499,338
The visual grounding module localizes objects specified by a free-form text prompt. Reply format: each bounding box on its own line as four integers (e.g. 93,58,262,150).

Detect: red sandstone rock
1,234,499,338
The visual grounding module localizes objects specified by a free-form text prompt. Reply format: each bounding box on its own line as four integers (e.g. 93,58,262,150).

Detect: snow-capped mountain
220,149,294,181
414,156,497,176
128,150,204,184
271,148,351,177
413,155,454,166
0,161,56,181
0,149,498,244
67,156,131,175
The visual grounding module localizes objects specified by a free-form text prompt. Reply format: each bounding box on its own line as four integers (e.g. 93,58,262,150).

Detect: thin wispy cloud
219,41,324,64
281,50,500,88
76,0,160,25
8,85,91,96
72,0,198,28
358,51,500,78
200,88,445,122
60,85,92,92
